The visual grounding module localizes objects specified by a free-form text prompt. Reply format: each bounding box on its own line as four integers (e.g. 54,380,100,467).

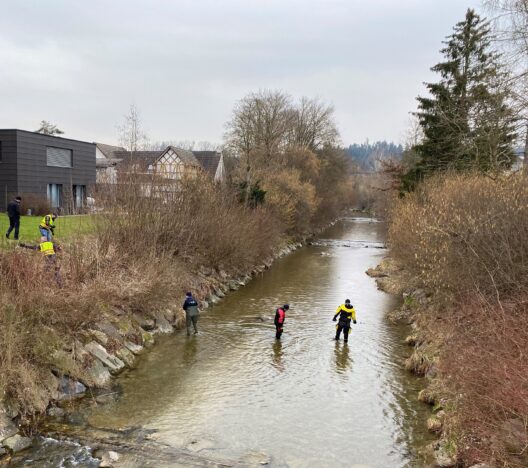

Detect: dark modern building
0,129,96,213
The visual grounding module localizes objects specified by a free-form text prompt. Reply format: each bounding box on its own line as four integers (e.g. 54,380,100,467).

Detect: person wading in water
332,299,356,343
183,292,200,336
274,304,289,339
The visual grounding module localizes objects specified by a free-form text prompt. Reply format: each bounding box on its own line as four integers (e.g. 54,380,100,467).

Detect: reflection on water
272,340,285,373
19,216,435,467
334,342,352,376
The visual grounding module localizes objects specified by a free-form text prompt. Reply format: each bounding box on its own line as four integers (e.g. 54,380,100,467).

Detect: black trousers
275,324,284,339
335,323,350,342
6,216,20,240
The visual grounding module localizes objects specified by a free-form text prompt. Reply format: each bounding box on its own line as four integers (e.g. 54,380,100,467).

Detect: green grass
0,214,96,248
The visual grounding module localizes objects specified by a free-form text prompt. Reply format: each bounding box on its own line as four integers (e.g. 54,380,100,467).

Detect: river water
15,216,433,467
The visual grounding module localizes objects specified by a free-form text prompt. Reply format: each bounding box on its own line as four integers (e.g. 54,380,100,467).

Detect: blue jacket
183,296,199,316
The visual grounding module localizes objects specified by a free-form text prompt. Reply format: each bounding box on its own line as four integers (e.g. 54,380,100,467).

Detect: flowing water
15,216,434,467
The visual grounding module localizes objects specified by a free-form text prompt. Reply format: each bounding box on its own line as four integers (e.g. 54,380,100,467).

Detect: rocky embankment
367,258,489,468
0,242,303,464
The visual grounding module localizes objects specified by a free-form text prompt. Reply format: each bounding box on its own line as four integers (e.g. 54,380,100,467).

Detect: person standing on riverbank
274,304,289,339
5,196,22,240
333,299,356,343
39,213,58,241
183,292,200,336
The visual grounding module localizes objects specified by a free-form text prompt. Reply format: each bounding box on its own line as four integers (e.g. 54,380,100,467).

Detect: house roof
158,146,201,167
113,150,164,171
192,151,222,177
96,143,126,159
96,158,118,168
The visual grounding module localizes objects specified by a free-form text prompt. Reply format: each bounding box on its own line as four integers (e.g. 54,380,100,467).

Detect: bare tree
485,1,528,168
289,97,339,151
225,90,340,202
117,105,149,154
225,90,292,202
35,120,64,135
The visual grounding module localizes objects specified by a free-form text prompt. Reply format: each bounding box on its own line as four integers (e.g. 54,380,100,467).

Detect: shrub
389,172,528,297
19,193,50,216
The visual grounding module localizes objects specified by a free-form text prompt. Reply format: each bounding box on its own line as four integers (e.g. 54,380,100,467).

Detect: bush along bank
372,172,528,468
0,239,303,459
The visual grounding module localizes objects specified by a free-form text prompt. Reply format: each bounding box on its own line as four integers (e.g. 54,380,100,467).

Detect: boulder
0,406,18,442
153,314,173,334
214,288,225,298
99,450,120,467
88,329,109,346
427,415,443,433
2,434,32,453
47,406,66,419
124,340,144,355
84,341,125,374
131,314,156,331
57,377,86,401
141,330,155,347
84,356,112,388
116,347,135,367
96,321,123,340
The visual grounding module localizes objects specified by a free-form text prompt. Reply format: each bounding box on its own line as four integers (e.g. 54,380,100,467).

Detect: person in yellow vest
19,236,63,287
39,213,58,241
332,299,357,343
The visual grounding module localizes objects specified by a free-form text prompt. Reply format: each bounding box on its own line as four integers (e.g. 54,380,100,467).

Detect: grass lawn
0,214,96,248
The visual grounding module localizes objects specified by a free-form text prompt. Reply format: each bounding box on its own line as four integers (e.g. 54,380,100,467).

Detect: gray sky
0,0,481,147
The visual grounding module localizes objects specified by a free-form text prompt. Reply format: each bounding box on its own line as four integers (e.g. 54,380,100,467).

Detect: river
15,216,434,467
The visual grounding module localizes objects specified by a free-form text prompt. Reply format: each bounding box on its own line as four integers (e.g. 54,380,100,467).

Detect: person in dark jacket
182,292,200,336
5,196,22,240
274,304,289,339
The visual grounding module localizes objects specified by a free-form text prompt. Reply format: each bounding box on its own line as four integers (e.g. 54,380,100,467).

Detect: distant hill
345,141,403,171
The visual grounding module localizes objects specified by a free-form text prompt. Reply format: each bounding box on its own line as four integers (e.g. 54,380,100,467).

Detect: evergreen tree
413,9,516,175
35,120,64,135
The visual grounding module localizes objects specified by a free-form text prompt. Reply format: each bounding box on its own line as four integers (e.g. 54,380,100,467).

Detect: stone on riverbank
98,449,120,467
2,434,32,453
84,342,125,374
0,406,18,442
57,377,86,401
124,340,143,355
116,347,135,367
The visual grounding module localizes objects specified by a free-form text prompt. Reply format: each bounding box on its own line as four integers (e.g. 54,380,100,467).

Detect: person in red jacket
274,304,289,339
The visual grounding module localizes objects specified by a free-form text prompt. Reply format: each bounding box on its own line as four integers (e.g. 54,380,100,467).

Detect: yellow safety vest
39,241,55,256
40,215,55,230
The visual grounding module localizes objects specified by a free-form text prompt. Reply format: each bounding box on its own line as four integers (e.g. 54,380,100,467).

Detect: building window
73,185,86,209
47,147,72,168
47,184,62,208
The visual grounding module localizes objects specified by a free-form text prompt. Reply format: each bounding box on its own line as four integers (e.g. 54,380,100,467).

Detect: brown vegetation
388,172,528,466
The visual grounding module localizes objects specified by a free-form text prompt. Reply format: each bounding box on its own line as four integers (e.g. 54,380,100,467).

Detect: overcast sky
0,0,482,147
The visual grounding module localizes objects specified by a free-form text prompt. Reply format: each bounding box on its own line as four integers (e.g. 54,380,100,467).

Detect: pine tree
413,9,516,175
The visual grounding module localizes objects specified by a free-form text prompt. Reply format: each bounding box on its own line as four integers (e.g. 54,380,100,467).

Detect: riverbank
368,258,458,467
375,172,528,468
0,235,304,462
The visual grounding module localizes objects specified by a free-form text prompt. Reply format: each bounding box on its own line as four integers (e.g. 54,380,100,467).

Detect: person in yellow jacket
39,213,58,241
332,299,356,343
19,236,63,287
